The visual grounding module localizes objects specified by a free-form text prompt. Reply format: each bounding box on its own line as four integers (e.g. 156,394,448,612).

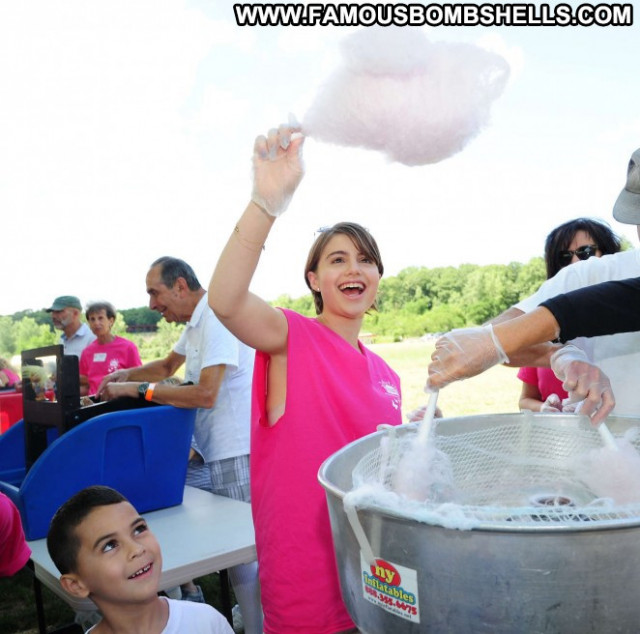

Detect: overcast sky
1,1,639,315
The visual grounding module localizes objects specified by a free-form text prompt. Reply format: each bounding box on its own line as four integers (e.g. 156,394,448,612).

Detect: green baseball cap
46,295,83,312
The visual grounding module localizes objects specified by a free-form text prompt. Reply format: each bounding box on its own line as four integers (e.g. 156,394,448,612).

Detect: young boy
47,486,233,634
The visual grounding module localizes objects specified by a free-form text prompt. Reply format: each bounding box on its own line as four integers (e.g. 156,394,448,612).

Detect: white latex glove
550,344,615,425
427,325,509,391
251,120,305,217
560,397,581,414
540,393,563,413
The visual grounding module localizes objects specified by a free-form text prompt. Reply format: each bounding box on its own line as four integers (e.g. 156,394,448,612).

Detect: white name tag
93,352,107,362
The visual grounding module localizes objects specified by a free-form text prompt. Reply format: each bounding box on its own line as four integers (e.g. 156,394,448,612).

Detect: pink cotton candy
303,27,510,166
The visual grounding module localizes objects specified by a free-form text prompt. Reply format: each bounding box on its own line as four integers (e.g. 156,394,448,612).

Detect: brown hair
304,222,384,315
85,301,117,321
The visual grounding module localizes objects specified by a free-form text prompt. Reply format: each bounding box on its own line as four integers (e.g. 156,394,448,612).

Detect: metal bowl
318,413,640,633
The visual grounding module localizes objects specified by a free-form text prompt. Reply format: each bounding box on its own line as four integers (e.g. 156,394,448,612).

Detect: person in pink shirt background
209,124,402,634
0,358,20,389
517,217,621,412
0,492,31,577
79,301,142,396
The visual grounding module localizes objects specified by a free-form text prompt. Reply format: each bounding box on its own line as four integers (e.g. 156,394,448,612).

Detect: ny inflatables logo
371,559,401,586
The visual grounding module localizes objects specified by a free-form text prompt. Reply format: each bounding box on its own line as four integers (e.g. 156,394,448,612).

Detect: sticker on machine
360,553,420,623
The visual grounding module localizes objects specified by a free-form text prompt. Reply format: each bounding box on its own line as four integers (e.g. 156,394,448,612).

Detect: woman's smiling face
307,233,381,318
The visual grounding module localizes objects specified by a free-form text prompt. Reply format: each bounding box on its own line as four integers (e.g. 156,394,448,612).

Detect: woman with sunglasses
208,125,401,634
517,218,621,413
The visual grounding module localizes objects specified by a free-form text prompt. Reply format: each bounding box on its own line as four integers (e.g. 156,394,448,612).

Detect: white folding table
27,486,257,632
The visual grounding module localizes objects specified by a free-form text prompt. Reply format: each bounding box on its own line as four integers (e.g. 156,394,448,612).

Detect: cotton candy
303,26,510,166
572,432,640,505
391,441,456,503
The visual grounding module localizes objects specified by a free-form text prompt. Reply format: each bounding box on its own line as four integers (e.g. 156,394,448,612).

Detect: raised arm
209,125,305,354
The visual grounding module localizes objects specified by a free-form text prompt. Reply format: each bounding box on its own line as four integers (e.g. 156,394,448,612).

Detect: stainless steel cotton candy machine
318,412,640,633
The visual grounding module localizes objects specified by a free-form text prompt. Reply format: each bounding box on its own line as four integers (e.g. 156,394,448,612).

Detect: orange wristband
144,382,156,401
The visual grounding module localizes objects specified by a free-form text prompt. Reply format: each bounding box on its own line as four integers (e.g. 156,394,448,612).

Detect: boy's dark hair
47,486,128,574
151,256,202,291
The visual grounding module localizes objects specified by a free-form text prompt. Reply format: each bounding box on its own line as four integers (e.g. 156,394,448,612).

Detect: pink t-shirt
517,366,568,402
251,309,402,634
0,367,20,387
0,493,31,576
79,336,142,394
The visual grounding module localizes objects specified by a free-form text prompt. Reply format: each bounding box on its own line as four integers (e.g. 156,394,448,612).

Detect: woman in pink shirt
79,302,142,396
209,125,402,634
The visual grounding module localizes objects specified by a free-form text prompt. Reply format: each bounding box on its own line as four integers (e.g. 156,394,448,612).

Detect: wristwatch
138,382,150,400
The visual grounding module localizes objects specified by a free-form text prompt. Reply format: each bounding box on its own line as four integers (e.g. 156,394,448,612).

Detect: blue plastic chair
0,419,27,486
0,405,196,540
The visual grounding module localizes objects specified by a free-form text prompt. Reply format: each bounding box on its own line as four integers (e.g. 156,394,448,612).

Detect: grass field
0,338,524,633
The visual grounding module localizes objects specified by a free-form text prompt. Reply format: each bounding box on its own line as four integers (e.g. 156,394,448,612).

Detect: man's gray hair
151,256,202,291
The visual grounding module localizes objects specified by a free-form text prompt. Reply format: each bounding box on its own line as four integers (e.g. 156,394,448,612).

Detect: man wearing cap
429,148,640,416
46,296,96,358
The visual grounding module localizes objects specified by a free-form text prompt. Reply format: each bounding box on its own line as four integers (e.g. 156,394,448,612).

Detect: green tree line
271,257,546,341
0,309,182,362
0,257,546,358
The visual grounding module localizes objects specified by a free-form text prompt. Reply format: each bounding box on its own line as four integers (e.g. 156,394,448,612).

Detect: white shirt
173,293,254,462
60,323,96,358
162,598,234,633
87,598,234,633
516,248,640,415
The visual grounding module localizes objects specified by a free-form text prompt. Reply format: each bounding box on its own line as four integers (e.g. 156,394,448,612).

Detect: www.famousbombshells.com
233,3,633,28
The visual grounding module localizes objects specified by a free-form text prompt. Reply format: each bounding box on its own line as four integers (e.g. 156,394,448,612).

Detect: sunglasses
559,244,598,262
